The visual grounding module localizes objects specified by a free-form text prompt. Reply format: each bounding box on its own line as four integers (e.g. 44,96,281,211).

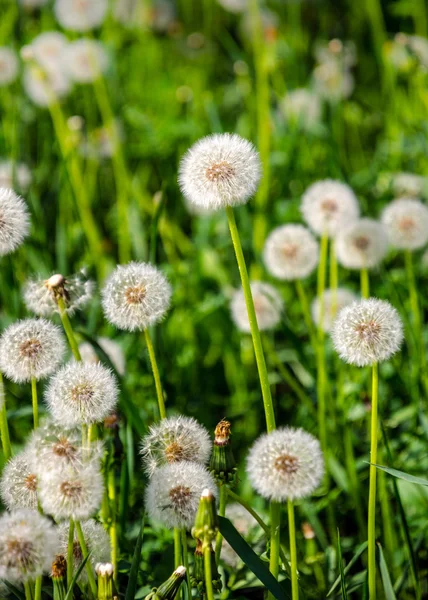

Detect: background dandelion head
263,224,319,280
58,520,110,580
336,218,388,269
0,449,39,511
312,288,358,333
23,271,94,317
381,198,428,250
0,47,19,86
0,188,30,256
54,0,108,31
231,281,283,333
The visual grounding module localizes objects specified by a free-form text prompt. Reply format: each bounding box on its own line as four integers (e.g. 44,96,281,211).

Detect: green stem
295,280,318,352
31,377,39,429
329,238,338,314
226,205,276,432
108,469,118,581
268,502,281,600
24,582,33,600
288,500,299,600
181,529,193,595
75,520,98,597
361,268,370,299
204,545,215,600
67,518,75,590
368,362,379,600
405,250,427,393
34,576,42,600
215,484,227,564
316,233,328,456
174,528,182,568
0,372,11,461
57,297,82,361
144,328,166,420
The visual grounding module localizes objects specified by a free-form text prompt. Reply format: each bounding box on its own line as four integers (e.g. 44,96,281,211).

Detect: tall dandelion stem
268,502,281,600
75,520,97,597
174,528,182,568
215,485,227,564
226,205,276,432
288,500,299,600
34,576,42,600
204,544,215,600
108,470,118,581
181,529,192,594
361,268,370,299
329,238,338,312
0,372,11,461
316,233,328,454
144,328,166,420
57,297,82,361
368,362,379,600
31,377,39,429
24,582,33,600
67,518,75,590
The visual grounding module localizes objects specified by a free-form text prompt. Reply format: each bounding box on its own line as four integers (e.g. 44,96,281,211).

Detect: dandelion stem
204,544,215,600
215,484,227,564
181,529,193,594
144,328,166,420
226,205,276,433
268,502,281,600
361,268,370,299
108,469,118,581
0,372,11,461
174,528,182,568
67,518,75,590
295,280,318,352
75,520,98,597
288,500,299,600
368,362,379,600
404,249,427,392
57,297,82,361
316,233,328,455
31,377,39,429
24,582,33,600
329,238,338,314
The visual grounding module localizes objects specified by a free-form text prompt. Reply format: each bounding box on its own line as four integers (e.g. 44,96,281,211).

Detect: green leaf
337,529,348,599
125,513,145,600
377,544,397,600
327,542,368,597
64,553,91,600
219,516,290,600
370,463,428,487
3,581,25,600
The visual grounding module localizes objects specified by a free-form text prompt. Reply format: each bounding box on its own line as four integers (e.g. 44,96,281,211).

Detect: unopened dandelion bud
192,489,219,545
51,555,67,600
145,566,187,600
96,562,115,600
209,419,237,484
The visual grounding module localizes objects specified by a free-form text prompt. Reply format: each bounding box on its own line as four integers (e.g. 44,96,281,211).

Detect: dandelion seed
0,509,58,583
0,48,19,87
336,218,388,270
0,161,32,192
45,361,118,426
145,461,217,529
0,188,30,256
101,262,172,331
246,427,324,502
381,198,428,250
312,288,357,333
58,520,110,579
231,282,283,333
178,133,261,212
301,179,360,237
140,416,212,477
79,337,126,376
54,0,108,31
62,39,109,84
0,318,65,383
263,224,319,280
332,298,404,366
0,449,39,511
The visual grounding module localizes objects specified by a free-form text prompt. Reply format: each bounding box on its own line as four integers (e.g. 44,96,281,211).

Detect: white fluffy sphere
231,281,283,333
263,224,319,280
0,47,19,86
0,188,30,256
336,218,388,270
0,449,39,511
62,39,109,83
381,198,428,250
312,288,358,333
0,161,32,192
23,64,71,107
54,0,108,31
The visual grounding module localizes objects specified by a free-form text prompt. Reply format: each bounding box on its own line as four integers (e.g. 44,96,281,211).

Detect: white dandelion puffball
45,361,118,426
381,198,428,250
62,39,109,84
140,416,212,477
0,47,19,86
0,188,30,256
0,161,32,192
280,88,322,131
0,450,38,511
145,461,217,529
263,224,319,280
391,173,427,198
58,520,110,578
0,318,66,383
101,262,172,331
23,64,71,107
313,61,354,101
24,271,94,317
301,179,360,237
332,298,404,367
39,461,104,520
178,133,262,212
231,281,283,333
0,509,58,583
79,337,126,376
30,32,69,73
54,0,108,31
336,218,388,270
312,288,357,333
247,427,324,502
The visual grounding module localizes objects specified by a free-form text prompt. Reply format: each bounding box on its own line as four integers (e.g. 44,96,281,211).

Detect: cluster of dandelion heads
312,288,357,333
0,161,32,192
381,198,428,250
263,224,319,280
231,281,283,333
54,0,108,31
58,520,110,578
336,218,388,270
24,271,94,317
145,461,217,529
0,449,39,510
332,298,404,367
0,319,65,383
39,459,104,520
178,133,262,212
63,39,109,84
301,179,360,237
247,427,324,502
0,48,19,87
79,337,126,376
0,188,30,256
0,509,58,583
140,416,212,477
45,361,118,426
101,262,172,331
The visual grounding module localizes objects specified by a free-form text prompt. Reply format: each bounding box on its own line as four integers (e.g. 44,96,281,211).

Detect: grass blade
125,513,145,600
64,553,91,600
370,463,428,486
337,529,348,600
3,581,25,600
377,543,397,600
327,542,368,597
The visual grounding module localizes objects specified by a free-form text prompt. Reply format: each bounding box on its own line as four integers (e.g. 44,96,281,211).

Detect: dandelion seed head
263,224,319,280
336,218,388,270
23,64,71,107
0,161,32,192
0,450,39,511
62,39,109,84
0,318,65,383
79,337,126,376
45,361,119,426
231,281,283,333
246,427,324,502
54,0,108,31
332,298,404,366
381,198,428,250
280,89,322,131
0,48,19,86
58,520,110,580
0,188,30,256
145,461,217,529
101,262,171,331
140,416,212,477
301,179,360,237
391,173,427,198
0,510,58,583
312,288,357,333
30,32,68,73
178,133,261,212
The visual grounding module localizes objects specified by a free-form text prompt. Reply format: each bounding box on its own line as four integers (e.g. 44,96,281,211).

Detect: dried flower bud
209,420,237,484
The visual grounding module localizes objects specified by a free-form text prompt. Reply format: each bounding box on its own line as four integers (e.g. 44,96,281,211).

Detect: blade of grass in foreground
377,543,397,600
337,529,348,600
327,542,368,597
64,553,91,600
125,513,145,600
